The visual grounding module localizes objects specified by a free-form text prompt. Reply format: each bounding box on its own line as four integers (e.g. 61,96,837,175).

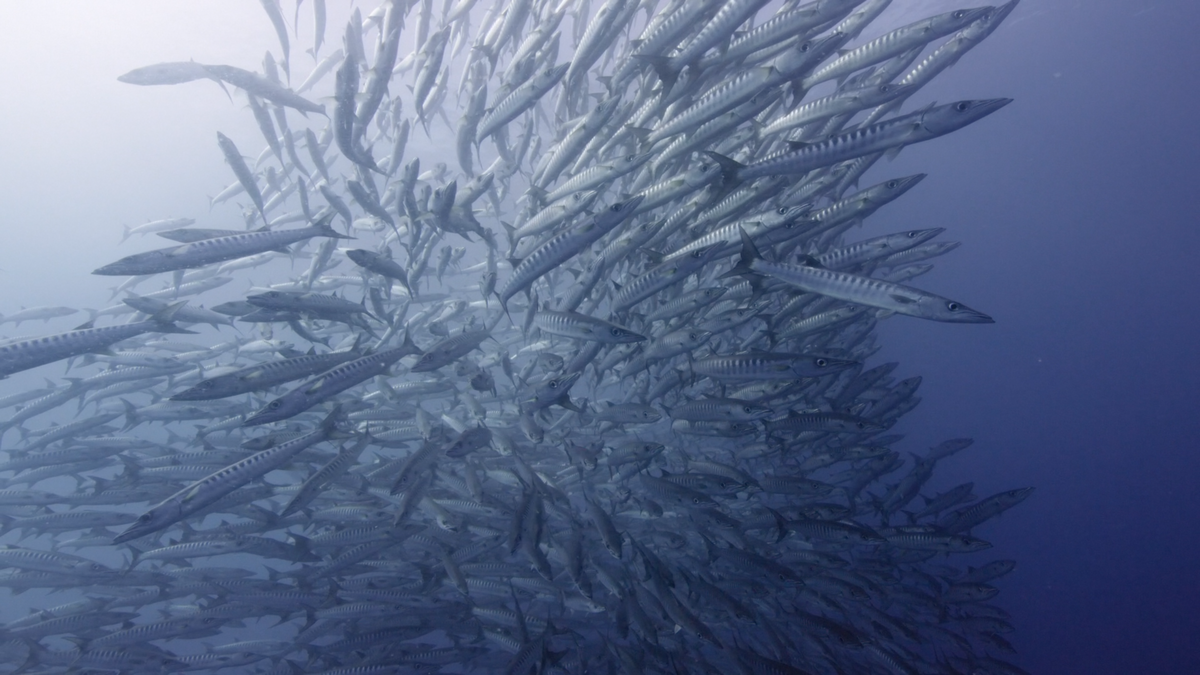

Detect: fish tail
702,151,745,188
150,302,197,335
313,212,354,239
720,227,765,287
637,55,678,95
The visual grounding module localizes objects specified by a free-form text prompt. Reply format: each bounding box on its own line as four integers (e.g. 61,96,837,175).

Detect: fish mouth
169,391,213,402
112,523,152,545
971,98,1015,117
951,307,996,324
958,7,993,25
242,409,281,427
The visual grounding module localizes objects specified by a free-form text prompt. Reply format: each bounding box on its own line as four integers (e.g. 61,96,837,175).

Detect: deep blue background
866,2,1200,672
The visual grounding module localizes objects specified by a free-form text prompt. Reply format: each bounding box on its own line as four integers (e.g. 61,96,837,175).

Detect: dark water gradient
869,1,1200,672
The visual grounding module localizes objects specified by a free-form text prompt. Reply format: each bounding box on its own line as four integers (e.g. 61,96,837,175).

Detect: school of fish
0,0,1035,673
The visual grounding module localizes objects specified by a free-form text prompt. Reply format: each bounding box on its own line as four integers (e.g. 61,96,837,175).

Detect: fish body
0,307,192,379
534,310,644,343
609,244,722,314
498,197,643,310
171,349,360,400
114,409,342,543
694,353,858,381
243,336,421,426
476,63,569,142
411,329,490,372
118,61,214,85
715,99,1012,182
93,218,349,276
728,229,994,323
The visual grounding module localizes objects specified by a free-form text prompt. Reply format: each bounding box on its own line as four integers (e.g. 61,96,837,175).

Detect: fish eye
955,101,970,112
777,207,787,214
947,302,960,311
691,250,704,258
549,380,558,389
137,514,151,523
743,406,753,413
625,155,635,162
886,180,898,188
816,358,828,367
689,332,698,340
880,84,893,92
268,400,282,409
693,497,702,504
610,204,622,212
799,41,811,52
611,328,622,335
954,10,966,18
907,230,919,237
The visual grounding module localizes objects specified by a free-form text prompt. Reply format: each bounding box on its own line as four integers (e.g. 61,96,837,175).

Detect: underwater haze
0,1,1196,673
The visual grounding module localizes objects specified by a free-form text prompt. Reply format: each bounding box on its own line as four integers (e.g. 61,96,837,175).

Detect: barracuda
243,333,421,426
667,397,773,422
803,7,992,89
0,305,193,379
509,190,599,247
542,152,651,205
815,227,946,270
642,286,728,324
93,215,350,276
728,228,994,323
497,196,642,312
709,99,1011,183
476,63,568,142
536,96,621,188
761,82,917,138
693,352,858,381
115,408,343,543
534,310,644,343
704,0,860,68
170,347,361,400
410,329,491,372
609,244,722,314
663,205,812,263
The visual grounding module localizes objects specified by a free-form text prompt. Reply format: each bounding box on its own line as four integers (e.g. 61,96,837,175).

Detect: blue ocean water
0,1,1194,673
878,2,1200,671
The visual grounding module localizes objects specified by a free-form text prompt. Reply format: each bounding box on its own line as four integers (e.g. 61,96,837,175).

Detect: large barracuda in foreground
243,333,422,426
0,305,192,379
113,408,343,544
169,347,363,400
0,2,1035,674
709,98,1012,182
92,215,348,276
728,228,996,323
